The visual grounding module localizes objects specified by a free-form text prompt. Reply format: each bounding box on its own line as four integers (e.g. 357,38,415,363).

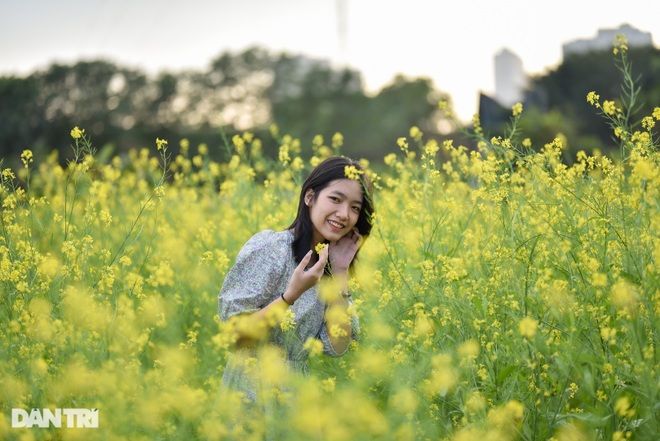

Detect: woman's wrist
332,272,349,294
332,266,349,275
281,292,294,306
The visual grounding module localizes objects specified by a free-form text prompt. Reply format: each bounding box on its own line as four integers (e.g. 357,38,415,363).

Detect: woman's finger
297,250,312,271
305,246,325,275
353,228,363,246
317,245,329,266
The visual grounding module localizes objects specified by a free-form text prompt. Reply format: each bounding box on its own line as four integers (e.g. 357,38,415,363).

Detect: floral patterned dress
218,229,359,401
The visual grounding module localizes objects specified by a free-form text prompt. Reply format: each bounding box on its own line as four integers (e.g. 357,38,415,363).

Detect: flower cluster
314,242,328,254
344,165,364,180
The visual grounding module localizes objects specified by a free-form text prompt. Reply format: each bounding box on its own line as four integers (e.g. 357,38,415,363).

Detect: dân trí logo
11,408,99,428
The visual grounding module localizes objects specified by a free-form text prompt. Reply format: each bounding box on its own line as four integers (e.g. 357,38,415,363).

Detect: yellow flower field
1,40,660,440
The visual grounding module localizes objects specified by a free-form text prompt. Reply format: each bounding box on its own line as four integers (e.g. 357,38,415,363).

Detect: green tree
0,46,452,166
0,76,41,160
529,46,660,155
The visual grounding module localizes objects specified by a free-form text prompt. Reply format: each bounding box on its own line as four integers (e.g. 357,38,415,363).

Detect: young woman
218,156,374,402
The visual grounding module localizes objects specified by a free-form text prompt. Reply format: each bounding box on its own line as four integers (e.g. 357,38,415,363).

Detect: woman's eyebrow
329,190,363,205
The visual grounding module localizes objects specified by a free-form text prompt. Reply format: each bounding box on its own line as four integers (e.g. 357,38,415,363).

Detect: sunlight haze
1,0,657,121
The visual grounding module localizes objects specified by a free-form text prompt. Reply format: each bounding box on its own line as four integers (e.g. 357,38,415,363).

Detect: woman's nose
336,204,348,219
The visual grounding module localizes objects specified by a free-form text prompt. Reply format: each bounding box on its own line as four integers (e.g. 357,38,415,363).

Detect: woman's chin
322,231,344,242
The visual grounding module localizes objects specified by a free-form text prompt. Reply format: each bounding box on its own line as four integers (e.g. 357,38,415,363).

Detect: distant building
494,48,527,107
562,23,653,58
480,23,655,131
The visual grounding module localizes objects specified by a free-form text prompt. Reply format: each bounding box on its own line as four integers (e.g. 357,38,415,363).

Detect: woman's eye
329,197,340,202
352,206,360,212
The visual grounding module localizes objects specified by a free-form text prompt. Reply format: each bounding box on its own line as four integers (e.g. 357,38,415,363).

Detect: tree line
0,47,446,167
1,45,659,168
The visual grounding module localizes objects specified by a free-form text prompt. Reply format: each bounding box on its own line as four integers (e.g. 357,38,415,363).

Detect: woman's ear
304,189,314,206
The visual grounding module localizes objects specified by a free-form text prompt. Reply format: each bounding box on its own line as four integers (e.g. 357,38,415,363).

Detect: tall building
494,48,527,107
562,23,653,57
480,23,655,131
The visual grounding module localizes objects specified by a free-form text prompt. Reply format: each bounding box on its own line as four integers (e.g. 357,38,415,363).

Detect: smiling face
306,178,364,246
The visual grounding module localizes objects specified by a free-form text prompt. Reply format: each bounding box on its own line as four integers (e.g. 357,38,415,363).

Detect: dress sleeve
218,231,289,321
317,298,360,357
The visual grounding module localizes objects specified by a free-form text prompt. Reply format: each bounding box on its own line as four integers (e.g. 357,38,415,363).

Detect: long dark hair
288,156,374,268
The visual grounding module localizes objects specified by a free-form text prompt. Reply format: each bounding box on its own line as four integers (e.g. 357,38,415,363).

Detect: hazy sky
1,0,658,121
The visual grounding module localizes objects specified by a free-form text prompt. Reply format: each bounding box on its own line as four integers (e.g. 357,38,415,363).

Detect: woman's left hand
328,228,363,273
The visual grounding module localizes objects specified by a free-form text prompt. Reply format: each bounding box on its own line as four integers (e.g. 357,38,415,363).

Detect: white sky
1,0,658,121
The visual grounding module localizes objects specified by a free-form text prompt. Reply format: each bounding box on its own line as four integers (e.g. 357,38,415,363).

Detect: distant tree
0,46,452,166
270,67,447,161
0,61,156,164
529,46,660,155
0,76,41,160
268,55,366,156
37,61,137,154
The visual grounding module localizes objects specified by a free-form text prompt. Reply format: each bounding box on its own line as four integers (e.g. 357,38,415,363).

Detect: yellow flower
70,126,84,139
20,150,33,168
321,376,336,393
438,100,454,117
312,134,324,147
332,132,344,149
653,107,660,120
641,116,655,130
426,354,457,397
344,165,364,180
463,391,487,415
612,431,628,441
384,153,397,167
280,308,296,332
315,242,328,254
519,316,538,338
329,323,348,338
603,100,617,116
600,326,617,344
457,339,480,362
511,102,523,116
156,138,168,151
389,387,419,415
487,400,524,429
242,131,254,143
278,145,290,165
269,123,279,138
303,337,324,357
586,91,600,105
291,156,304,172
614,396,635,418
409,126,423,142
2,168,15,180
232,134,245,155
424,139,439,156
613,34,628,54
611,280,640,315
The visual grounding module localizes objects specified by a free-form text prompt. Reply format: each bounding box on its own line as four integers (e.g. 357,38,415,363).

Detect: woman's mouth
328,220,345,231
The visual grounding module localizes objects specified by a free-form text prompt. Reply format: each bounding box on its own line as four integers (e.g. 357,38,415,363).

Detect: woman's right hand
285,246,329,302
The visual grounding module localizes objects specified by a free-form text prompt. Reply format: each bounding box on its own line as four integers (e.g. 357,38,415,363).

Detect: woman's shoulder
246,229,293,247
237,229,293,261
